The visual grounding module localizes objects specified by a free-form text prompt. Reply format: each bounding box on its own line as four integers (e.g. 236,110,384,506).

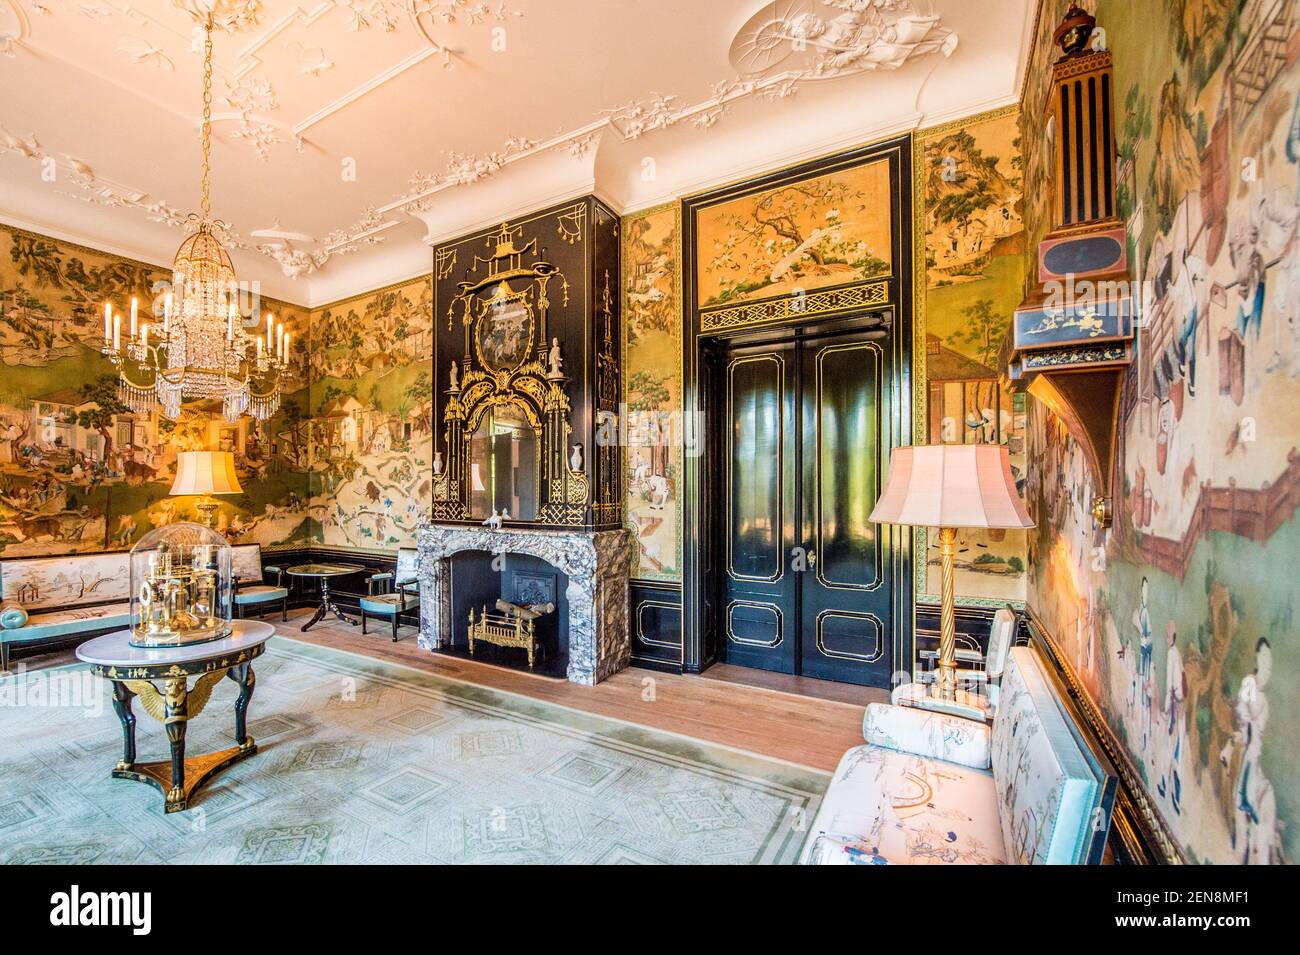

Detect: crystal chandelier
103,13,288,423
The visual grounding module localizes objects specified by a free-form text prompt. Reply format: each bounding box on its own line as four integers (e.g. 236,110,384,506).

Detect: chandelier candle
98,13,286,424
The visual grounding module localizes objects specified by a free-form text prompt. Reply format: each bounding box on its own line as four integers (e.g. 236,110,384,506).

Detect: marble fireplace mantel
415,522,633,685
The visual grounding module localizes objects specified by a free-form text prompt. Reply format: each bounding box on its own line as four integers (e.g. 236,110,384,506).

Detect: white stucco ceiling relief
0,0,1034,305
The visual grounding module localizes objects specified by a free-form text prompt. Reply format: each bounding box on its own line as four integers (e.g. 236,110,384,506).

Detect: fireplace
416,522,632,685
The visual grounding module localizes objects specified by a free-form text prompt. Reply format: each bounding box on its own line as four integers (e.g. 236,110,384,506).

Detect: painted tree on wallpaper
0,226,312,556
622,205,681,579
1021,0,1298,864
918,108,1029,602
697,159,893,307
306,278,433,549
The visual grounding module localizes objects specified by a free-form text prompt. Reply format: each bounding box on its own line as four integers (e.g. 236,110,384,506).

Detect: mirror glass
468,402,538,521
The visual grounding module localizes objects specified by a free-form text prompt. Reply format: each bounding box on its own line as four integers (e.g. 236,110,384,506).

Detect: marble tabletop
75,620,275,669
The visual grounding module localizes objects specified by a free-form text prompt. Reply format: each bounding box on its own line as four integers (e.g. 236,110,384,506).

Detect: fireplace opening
444,549,569,679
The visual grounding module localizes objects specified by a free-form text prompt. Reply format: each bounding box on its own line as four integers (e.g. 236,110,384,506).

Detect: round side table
285,562,364,631
76,620,275,813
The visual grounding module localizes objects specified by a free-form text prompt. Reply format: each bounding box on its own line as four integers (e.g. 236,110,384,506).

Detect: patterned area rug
0,637,825,864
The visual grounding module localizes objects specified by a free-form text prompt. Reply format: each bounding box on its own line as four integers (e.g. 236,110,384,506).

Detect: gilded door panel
812,342,882,591
799,333,894,685
726,354,784,582
721,344,796,674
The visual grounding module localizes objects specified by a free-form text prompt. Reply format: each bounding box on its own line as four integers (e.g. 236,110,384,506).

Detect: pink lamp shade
869,444,1034,530
170,450,243,496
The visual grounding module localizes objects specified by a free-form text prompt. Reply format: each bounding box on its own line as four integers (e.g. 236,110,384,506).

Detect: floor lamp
869,444,1034,701
171,450,243,530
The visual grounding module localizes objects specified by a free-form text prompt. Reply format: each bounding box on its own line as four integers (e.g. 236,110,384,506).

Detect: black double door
720,327,897,687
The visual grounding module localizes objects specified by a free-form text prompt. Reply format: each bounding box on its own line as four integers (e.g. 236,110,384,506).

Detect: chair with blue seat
231,544,288,622
359,547,420,642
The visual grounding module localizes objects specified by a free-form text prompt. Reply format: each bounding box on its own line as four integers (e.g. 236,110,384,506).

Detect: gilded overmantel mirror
432,221,589,525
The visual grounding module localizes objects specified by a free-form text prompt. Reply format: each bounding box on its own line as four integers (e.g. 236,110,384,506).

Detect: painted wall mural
622,204,682,580
695,157,893,308
916,107,1030,604
0,224,312,557
1021,0,1299,864
305,277,434,550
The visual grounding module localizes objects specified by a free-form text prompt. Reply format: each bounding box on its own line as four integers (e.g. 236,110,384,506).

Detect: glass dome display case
129,522,233,648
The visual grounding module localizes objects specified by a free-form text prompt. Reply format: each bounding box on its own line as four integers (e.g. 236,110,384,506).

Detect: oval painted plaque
1043,235,1123,277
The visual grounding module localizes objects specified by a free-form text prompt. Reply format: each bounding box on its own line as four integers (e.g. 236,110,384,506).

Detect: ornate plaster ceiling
0,0,1034,305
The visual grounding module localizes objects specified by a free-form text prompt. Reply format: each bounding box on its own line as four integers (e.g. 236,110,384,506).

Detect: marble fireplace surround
416,523,633,685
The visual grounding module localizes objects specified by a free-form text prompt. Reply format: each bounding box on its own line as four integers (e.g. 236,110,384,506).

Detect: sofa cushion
234,586,288,605
3,602,132,643
801,744,1006,865
990,647,1105,865
1,603,28,630
862,702,991,770
359,593,419,615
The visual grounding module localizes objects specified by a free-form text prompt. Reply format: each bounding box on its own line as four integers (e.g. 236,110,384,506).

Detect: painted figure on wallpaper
918,108,1028,602
697,158,892,308
0,226,313,556
1159,620,1186,814
1221,637,1277,864
1020,0,1297,863
306,278,433,549
622,206,681,579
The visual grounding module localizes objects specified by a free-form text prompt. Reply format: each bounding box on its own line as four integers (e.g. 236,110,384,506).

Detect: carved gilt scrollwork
433,220,589,524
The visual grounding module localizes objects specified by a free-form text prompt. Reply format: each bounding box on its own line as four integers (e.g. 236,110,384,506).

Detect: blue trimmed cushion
1,604,28,630
2,602,132,643
359,593,418,615
234,586,288,605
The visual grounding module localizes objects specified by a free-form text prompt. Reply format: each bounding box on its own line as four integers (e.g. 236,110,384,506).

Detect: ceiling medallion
101,12,290,423
730,0,957,79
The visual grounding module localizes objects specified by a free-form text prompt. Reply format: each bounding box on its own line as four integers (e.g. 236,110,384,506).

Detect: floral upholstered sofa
800,646,1115,865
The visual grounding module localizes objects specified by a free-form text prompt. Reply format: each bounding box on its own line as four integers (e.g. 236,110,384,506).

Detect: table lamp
171,450,243,529
869,444,1034,701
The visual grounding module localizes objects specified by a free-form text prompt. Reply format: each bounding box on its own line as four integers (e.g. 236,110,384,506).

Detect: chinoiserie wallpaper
1021,0,1298,864
0,224,313,556
305,277,434,550
694,156,894,309
621,204,682,580
915,106,1030,604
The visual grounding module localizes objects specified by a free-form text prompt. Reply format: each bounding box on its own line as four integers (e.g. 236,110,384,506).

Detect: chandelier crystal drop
103,13,288,424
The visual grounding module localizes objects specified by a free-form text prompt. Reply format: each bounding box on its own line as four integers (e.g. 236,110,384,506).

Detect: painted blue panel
1042,235,1124,277
1014,295,1133,350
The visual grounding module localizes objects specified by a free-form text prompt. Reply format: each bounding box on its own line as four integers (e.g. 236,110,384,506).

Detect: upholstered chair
231,544,289,622
359,548,420,642
892,606,1018,721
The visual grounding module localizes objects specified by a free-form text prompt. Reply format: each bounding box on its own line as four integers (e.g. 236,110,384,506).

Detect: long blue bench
0,552,134,671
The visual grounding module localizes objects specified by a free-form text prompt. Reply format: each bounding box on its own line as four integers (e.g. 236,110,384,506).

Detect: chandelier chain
200,14,213,222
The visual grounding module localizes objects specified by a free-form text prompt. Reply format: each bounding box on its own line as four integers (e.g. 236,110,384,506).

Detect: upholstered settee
800,646,1115,865
0,553,134,670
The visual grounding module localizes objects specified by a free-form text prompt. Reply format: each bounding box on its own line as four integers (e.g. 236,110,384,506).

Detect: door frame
680,135,915,679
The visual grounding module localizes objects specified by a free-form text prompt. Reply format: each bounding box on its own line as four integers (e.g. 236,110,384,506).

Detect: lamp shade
869,444,1034,529
170,450,243,496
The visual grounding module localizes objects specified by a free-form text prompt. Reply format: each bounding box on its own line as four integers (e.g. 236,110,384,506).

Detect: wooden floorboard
701,663,889,708
12,608,866,773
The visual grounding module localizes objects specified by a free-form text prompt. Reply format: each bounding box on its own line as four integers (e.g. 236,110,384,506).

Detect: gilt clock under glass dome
129,522,233,649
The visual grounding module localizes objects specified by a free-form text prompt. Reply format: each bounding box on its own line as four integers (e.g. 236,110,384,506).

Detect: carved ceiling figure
729,0,957,80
